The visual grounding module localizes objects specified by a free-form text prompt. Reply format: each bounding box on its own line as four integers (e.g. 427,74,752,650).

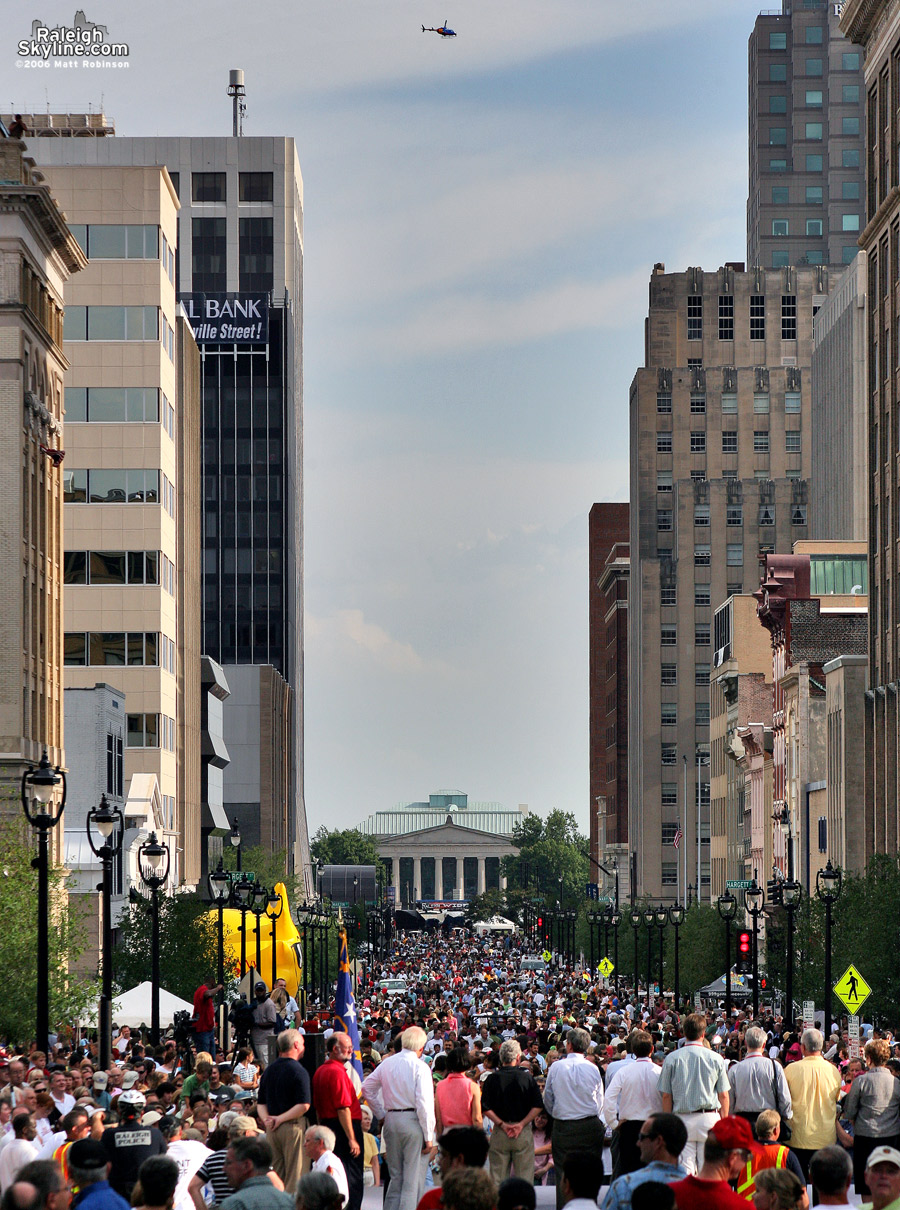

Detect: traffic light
759,975,768,991
736,930,752,974
767,877,782,906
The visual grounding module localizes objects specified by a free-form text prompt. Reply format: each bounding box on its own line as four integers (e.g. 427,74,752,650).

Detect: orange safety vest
737,1142,788,1200
53,1140,73,1183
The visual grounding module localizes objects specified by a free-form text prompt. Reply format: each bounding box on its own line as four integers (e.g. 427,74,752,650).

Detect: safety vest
53,1140,73,1183
736,1143,788,1200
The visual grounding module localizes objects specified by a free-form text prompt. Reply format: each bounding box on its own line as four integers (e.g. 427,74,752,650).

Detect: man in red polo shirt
671,1116,758,1209
312,1033,363,1210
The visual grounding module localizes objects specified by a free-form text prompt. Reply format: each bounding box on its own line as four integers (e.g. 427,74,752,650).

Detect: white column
413,855,422,903
477,857,486,896
435,854,444,901
448,856,458,900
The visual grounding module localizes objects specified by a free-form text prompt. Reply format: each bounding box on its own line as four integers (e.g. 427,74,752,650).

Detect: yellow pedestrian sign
542,950,552,963
598,957,615,978
834,964,871,1014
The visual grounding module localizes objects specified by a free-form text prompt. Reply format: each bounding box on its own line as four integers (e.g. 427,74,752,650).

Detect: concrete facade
823,652,868,872
0,138,84,834
811,251,868,540
628,263,822,901
748,1,865,270
376,819,516,907
588,504,629,878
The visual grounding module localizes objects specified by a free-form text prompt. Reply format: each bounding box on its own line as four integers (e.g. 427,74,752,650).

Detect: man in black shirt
481,1039,543,1184
257,1030,311,1192
100,1090,166,1199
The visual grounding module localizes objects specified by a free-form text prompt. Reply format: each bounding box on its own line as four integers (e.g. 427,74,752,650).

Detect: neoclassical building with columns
360,790,523,906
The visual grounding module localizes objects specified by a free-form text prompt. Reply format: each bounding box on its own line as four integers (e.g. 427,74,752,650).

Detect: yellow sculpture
209,881,304,997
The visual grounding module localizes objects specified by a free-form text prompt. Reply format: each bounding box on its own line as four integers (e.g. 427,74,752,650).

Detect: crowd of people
1,929,899,1210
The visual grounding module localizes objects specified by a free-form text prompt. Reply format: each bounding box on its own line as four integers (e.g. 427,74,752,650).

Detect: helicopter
422,20,456,36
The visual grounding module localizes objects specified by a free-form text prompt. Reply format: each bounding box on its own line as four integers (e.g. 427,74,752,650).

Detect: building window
769,95,787,114
770,159,787,172
723,469,737,480
842,117,860,136
750,296,765,341
806,219,823,236
770,63,787,81
805,122,823,140
792,504,808,525
770,127,787,145
192,172,226,202
661,823,679,845
843,52,860,70
657,390,672,413
773,220,789,237
843,84,860,103
657,432,673,453
775,249,791,266
192,217,227,292
843,181,860,200
657,471,673,493
661,664,677,686
695,663,710,685
695,545,711,566
727,582,743,596
727,505,743,526
691,470,707,481
806,154,823,172
661,863,678,886
657,509,673,531
722,392,738,412
806,186,823,204
696,701,711,726
661,788,678,810
842,214,861,232
759,505,776,526
690,432,706,453
754,392,770,413
74,225,159,259
805,57,823,75
770,32,787,49
63,468,161,504
785,390,801,412
727,544,744,566
722,431,738,453
127,714,159,748
661,743,677,765
65,387,160,424
64,550,160,586
661,626,677,646
782,296,797,340
695,624,711,645
238,216,274,291
786,430,802,452
687,296,702,340
805,90,823,107
661,703,677,726
64,306,158,342
843,149,860,168
806,249,826,264
718,297,734,341
238,172,274,202
772,186,789,204
65,632,160,667
842,246,858,264
695,584,711,607
805,25,823,42
661,586,677,607
690,393,706,413
754,431,770,453
694,505,710,526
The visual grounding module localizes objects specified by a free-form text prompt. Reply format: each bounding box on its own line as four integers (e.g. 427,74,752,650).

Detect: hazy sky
10,0,763,837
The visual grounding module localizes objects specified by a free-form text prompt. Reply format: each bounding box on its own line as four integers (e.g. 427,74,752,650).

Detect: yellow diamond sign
542,950,552,963
834,964,871,1014
598,957,615,978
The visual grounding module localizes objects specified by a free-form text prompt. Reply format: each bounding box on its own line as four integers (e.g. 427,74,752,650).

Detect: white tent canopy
103,982,195,1030
473,915,517,934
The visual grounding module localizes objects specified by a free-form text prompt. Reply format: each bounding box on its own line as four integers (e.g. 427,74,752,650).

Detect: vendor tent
473,915,517,935
109,982,195,1029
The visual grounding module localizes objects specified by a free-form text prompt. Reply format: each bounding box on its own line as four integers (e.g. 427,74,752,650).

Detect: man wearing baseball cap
865,1146,900,1210
669,1116,757,1209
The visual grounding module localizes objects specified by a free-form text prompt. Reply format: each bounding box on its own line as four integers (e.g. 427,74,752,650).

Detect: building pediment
376,818,518,852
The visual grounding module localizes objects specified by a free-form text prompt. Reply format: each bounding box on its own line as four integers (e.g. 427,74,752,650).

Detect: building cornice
860,186,900,248
842,0,890,47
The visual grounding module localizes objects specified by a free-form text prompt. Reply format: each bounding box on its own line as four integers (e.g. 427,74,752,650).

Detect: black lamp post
138,832,170,1045
232,874,255,976
630,908,642,1000
745,880,765,1019
266,889,283,991
208,859,231,1051
816,860,842,1031
643,907,655,999
669,904,685,1009
717,890,738,1022
655,904,668,998
587,910,601,976
782,878,802,1031
86,793,124,1069
229,819,242,870
609,907,622,993
250,883,269,976
21,749,66,1054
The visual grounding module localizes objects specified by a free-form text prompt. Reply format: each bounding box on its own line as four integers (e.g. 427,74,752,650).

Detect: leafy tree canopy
113,891,218,1004
310,827,385,875
502,810,590,908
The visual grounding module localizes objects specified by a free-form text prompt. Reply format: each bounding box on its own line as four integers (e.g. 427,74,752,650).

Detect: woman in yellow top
361,1104,381,1188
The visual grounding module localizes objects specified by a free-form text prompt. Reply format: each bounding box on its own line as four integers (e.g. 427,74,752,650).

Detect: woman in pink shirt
435,1048,483,1134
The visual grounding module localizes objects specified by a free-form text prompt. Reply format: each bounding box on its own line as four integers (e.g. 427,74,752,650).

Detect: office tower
841,0,900,859
628,262,823,902
588,504,629,883
25,117,311,885
0,136,84,821
747,0,864,270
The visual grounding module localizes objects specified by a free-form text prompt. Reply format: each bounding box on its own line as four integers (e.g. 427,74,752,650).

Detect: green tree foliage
221,845,290,890
502,810,590,907
113,891,219,1003
660,901,725,999
309,827,386,878
0,819,98,1046
465,889,506,924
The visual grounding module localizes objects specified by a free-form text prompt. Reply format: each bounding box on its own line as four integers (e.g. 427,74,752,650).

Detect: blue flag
334,929,363,1078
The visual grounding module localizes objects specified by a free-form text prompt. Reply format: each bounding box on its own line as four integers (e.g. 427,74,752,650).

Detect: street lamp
86,793,124,1068
250,883,269,976
265,889,283,991
138,832,170,1045
629,908,642,1001
782,878,802,1031
609,907,622,993
643,907,655,999
208,859,231,1051
587,909,603,976
745,880,765,1019
654,904,668,999
669,904,685,1009
21,749,66,1054
816,860,842,1031
229,819,242,870
717,890,738,1021
232,874,255,976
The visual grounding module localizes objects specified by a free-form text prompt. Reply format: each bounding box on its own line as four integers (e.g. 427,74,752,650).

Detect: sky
9,0,765,839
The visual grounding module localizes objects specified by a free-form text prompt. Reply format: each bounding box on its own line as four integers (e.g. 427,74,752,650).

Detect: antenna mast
227,69,246,137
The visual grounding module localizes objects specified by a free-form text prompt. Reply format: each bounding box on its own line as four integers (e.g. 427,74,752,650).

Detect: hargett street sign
227,870,256,882
726,880,754,889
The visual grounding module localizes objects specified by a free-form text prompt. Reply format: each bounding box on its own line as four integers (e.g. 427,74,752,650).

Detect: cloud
307,609,458,678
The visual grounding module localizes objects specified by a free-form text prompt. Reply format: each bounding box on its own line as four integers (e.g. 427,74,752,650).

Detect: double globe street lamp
668,903,685,1009
87,794,124,1068
654,904,668,1000
745,880,765,1019
208,858,232,1051
138,832,170,1045
717,889,738,1021
816,860,842,1030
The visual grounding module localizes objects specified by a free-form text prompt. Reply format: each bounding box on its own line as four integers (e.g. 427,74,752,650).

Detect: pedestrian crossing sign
542,950,552,963
598,957,615,977
834,964,871,1014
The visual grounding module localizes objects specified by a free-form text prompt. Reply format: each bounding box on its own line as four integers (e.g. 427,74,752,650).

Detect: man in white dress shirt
542,1028,604,1210
602,1031,663,1179
360,1027,435,1210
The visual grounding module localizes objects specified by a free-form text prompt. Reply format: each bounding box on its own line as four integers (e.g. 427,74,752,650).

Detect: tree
310,827,385,876
502,810,590,908
113,891,219,1003
661,901,724,998
221,844,291,889
0,818,98,1045
465,889,505,924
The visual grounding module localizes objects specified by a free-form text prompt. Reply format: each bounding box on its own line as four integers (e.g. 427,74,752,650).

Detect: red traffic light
738,931,751,954
537,916,543,927
736,931,752,974
759,976,767,990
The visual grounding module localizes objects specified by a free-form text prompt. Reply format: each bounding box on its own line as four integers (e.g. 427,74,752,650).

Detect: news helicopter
422,20,456,36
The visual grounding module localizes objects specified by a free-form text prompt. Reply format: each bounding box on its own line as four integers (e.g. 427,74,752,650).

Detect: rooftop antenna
227,69,246,137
